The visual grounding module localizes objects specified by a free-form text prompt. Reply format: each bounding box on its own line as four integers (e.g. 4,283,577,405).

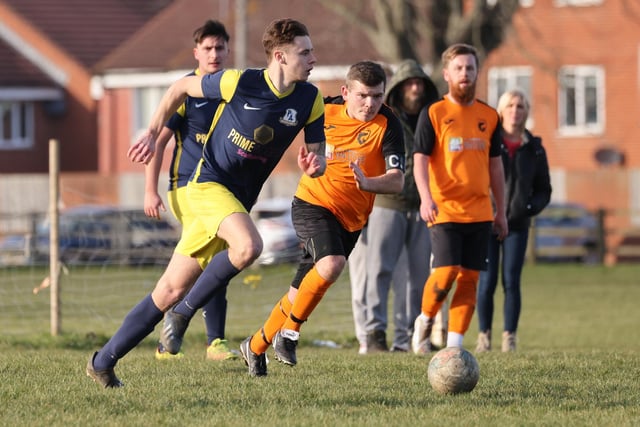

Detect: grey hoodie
375,59,439,211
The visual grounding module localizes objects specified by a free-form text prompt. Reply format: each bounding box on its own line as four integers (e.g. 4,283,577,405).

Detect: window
487,0,534,6
487,66,534,127
132,86,169,138
0,101,34,150
554,0,602,6
558,66,604,136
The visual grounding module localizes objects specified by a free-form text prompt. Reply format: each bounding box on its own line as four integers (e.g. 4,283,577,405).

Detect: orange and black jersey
165,69,221,190
191,69,325,210
295,96,405,232
414,97,501,223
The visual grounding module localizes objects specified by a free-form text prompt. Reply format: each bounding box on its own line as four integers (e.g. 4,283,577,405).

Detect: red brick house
478,0,640,260
0,0,172,173
1,0,639,258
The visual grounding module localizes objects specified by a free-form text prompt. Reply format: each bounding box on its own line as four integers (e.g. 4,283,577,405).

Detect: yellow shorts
175,181,244,269
167,186,194,231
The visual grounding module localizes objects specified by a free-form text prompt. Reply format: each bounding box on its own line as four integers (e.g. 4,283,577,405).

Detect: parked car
251,198,301,266
0,205,179,267
533,202,600,263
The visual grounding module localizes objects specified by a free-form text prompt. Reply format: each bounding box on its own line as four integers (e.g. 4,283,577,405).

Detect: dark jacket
375,59,439,211
502,129,552,231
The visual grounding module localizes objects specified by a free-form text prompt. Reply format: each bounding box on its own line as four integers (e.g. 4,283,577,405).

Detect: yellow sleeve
219,69,243,101
307,90,324,124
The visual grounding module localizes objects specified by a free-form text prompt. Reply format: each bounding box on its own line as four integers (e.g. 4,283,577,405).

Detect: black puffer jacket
502,129,552,231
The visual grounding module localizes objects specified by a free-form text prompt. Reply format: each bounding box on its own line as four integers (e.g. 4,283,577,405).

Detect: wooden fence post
49,139,60,336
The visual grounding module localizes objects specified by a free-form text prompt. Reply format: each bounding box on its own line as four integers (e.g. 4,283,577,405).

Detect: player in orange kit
240,60,406,376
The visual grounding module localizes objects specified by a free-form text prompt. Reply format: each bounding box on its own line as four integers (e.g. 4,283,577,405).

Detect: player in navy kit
142,20,236,362
86,18,325,388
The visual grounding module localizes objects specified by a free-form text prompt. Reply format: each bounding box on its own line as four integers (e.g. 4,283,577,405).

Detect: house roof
0,0,380,89
0,37,51,86
3,0,173,70
96,0,224,72
96,0,380,73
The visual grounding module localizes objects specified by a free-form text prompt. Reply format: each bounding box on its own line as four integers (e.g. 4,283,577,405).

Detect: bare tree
316,0,521,89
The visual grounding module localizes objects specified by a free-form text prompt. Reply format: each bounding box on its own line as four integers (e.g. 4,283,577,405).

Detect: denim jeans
476,228,529,333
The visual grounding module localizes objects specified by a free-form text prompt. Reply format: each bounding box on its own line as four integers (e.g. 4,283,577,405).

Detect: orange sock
421,266,459,317
282,267,332,332
250,294,292,354
448,269,479,334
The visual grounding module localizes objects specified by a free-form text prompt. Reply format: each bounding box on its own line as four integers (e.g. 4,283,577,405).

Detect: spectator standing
476,89,551,353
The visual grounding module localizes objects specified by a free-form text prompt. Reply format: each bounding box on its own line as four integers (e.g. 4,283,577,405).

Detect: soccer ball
427,347,480,394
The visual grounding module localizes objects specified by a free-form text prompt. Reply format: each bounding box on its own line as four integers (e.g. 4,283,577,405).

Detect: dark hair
346,61,387,89
262,18,310,58
442,43,479,69
193,20,230,44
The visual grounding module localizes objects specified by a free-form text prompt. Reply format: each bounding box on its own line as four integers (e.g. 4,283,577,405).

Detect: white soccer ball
428,346,480,394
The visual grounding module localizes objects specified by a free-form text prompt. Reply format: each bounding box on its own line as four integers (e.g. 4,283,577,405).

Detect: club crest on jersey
279,109,299,126
478,119,487,132
357,130,370,145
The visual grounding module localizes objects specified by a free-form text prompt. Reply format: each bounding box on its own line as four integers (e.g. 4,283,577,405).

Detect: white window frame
0,101,34,150
487,66,534,128
557,65,605,137
132,86,169,139
554,0,603,7
487,0,534,6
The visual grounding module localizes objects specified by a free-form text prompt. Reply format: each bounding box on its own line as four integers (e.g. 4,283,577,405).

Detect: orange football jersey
295,101,404,231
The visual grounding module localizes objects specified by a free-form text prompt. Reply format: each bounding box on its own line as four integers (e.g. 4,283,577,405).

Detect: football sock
449,269,479,334
421,266,459,317
250,294,292,354
202,289,228,345
418,312,432,322
174,249,239,319
94,294,163,370
281,329,299,340
446,332,464,348
282,267,332,333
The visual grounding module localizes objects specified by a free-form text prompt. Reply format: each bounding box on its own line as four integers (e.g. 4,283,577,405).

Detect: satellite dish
594,147,625,166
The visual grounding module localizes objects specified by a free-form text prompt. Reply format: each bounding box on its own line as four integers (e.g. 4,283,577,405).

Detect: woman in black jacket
476,89,552,353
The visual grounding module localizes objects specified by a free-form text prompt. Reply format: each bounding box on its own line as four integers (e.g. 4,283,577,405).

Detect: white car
251,198,301,266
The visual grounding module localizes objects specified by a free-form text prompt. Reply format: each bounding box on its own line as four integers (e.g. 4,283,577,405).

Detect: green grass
1,264,639,426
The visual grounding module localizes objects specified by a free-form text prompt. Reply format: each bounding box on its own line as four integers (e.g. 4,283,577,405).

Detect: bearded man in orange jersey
239,61,406,376
410,43,508,354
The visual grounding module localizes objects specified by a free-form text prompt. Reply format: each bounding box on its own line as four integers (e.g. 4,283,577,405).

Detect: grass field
1,263,639,426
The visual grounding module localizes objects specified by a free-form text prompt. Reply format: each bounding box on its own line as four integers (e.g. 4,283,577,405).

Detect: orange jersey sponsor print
295,102,403,232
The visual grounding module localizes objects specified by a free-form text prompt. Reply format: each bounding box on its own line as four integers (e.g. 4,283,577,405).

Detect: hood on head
385,59,439,107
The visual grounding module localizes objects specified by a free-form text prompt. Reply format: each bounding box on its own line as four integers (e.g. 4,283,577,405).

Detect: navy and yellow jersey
164,69,222,190
295,97,405,232
191,68,325,210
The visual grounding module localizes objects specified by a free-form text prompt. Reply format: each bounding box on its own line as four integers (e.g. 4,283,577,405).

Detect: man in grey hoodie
349,59,442,353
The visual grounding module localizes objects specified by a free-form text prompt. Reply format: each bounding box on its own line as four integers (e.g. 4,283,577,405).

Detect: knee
458,268,479,283
316,255,346,282
151,281,184,311
230,238,263,268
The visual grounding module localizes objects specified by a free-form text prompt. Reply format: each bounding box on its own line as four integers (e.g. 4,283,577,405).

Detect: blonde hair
496,89,530,123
